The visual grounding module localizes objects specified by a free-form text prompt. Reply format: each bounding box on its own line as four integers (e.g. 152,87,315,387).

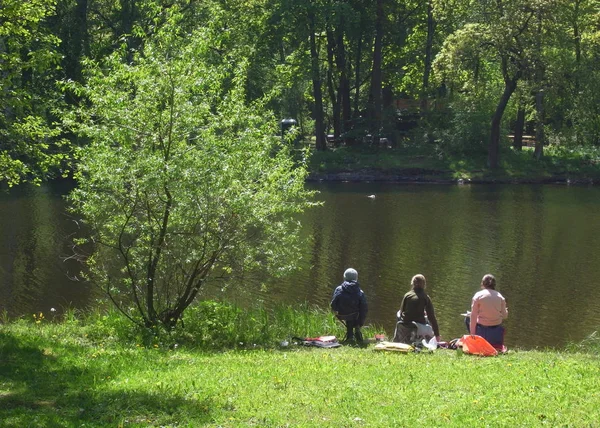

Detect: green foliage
65,18,315,329
1,0,600,177
3,301,378,351
0,0,70,187
309,144,446,173
567,331,600,355
568,71,600,146
176,301,359,349
432,97,498,155
432,0,600,160
541,0,600,146
434,23,496,89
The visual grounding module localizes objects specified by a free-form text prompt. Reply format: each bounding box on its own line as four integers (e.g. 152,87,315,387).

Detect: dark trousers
393,322,415,344
344,319,363,342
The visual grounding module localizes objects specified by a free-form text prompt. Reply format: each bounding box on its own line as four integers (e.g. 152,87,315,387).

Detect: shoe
342,337,355,345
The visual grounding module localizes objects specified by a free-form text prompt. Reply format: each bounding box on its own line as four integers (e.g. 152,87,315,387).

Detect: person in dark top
393,274,440,344
331,268,368,343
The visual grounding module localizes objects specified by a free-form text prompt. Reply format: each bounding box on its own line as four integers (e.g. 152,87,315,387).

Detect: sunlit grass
1,304,600,426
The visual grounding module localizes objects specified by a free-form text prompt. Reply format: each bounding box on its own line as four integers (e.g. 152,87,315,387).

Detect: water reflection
208,183,600,349
2,181,600,349
0,181,92,318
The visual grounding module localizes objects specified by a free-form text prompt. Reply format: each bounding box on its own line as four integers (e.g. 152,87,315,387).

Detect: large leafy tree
434,0,544,167
548,0,600,145
66,16,314,329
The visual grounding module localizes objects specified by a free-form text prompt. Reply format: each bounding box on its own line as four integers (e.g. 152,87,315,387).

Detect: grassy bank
308,144,600,183
1,303,600,427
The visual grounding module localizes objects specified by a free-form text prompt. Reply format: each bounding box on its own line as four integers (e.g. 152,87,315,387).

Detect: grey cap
343,268,358,281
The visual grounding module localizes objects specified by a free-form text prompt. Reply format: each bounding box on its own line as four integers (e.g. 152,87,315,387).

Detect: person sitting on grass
393,274,440,344
466,273,508,350
331,268,368,344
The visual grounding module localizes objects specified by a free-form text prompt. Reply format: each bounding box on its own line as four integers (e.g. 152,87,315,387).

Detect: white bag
412,321,434,338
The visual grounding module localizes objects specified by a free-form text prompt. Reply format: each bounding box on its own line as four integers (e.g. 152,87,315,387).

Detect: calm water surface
2,181,600,349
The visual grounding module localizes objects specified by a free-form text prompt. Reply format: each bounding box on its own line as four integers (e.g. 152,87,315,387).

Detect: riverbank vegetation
309,143,600,183
1,303,599,426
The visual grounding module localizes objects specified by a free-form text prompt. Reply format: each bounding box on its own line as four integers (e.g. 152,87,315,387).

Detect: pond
2,180,600,349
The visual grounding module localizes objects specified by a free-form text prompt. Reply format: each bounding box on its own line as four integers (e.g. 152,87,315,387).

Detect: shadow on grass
0,331,213,427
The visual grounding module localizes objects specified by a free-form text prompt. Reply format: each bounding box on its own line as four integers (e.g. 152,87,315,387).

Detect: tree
550,0,600,145
367,0,384,144
532,6,546,160
66,19,315,329
324,1,353,141
512,100,526,150
421,0,436,112
308,2,327,150
0,0,69,186
53,0,90,87
434,0,542,167
481,0,539,168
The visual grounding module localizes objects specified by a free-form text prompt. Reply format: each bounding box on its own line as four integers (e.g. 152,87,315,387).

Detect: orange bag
460,335,498,356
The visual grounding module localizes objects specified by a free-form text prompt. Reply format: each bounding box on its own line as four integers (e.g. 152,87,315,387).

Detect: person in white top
468,274,508,349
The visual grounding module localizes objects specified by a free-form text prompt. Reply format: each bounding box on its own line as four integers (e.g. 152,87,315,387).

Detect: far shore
307,169,598,185
307,145,600,185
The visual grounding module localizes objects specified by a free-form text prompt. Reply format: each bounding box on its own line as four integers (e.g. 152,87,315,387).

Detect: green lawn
2,306,599,427
308,144,600,183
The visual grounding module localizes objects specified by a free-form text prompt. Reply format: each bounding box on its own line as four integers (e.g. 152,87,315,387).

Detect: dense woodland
1,0,599,186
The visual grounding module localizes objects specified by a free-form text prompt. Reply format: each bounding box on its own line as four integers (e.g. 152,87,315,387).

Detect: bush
567,331,600,355
76,301,383,350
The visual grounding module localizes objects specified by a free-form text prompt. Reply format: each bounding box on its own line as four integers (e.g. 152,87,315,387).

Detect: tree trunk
145,186,173,327
76,0,90,66
120,0,140,63
573,0,581,92
488,77,518,168
309,7,327,151
421,0,436,113
353,29,363,119
336,17,351,135
533,9,545,160
368,0,384,145
513,106,525,150
533,89,545,160
326,27,341,139
20,47,32,92
0,37,13,122
64,0,89,104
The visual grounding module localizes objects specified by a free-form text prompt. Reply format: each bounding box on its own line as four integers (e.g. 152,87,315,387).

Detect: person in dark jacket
393,274,440,344
331,268,368,343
